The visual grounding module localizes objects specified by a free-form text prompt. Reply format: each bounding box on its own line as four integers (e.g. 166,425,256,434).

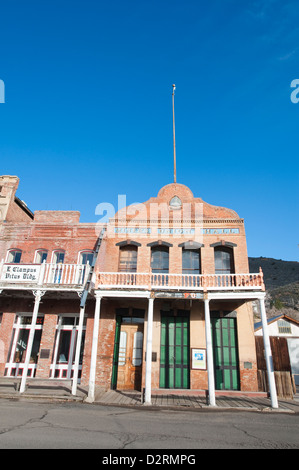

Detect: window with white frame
78,251,93,284
6,249,22,263
51,315,86,380
52,251,65,263
35,249,48,263
5,315,44,378
51,251,65,284
79,251,94,265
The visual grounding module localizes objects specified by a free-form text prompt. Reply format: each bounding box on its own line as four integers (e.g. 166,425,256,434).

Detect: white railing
97,271,265,291
0,262,91,287
0,262,265,292
43,263,90,285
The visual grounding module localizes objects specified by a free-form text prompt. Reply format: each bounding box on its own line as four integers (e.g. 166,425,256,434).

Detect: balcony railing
43,263,90,285
97,271,265,291
0,262,91,288
0,262,265,292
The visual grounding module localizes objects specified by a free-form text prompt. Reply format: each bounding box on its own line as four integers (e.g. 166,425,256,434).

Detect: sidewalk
0,379,298,413
94,389,299,413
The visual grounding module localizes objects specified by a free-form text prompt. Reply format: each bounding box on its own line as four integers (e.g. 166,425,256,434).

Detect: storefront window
13,329,42,363
5,315,44,377
57,331,72,363
51,315,86,380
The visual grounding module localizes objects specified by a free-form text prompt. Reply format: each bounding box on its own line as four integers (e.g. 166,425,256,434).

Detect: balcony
0,262,265,294
96,271,265,292
0,262,91,290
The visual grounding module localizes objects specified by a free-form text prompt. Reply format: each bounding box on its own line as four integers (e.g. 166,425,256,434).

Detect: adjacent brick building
0,174,278,406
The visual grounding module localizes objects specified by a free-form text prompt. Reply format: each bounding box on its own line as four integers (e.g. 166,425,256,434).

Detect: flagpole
172,84,177,183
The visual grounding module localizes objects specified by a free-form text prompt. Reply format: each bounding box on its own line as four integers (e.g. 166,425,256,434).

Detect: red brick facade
0,176,262,396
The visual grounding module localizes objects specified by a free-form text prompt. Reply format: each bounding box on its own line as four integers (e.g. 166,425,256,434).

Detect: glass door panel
116,324,143,390
57,331,72,363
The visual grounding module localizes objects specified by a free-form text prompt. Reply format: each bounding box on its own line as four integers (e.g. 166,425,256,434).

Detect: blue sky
0,0,298,261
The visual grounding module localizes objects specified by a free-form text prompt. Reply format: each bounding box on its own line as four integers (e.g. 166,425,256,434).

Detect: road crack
0,409,49,436
232,423,297,449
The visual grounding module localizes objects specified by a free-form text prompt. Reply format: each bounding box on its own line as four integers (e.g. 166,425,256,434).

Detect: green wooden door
211,315,240,391
160,311,190,389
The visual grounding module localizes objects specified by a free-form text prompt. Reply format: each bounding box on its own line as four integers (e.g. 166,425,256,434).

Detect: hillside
249,257,299,289
249,257,299,321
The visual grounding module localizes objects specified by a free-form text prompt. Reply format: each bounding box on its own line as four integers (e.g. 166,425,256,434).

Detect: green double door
160,311,190,389
211,314,240,391
159,310,239,391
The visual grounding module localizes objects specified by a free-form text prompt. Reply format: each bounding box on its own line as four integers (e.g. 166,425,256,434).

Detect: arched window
35,250,48,263
119,246,138,272
52,250,65,264
182,249,201,274
79,251,94,265
151,246,169,273
214,247,234,274
6,249,22,263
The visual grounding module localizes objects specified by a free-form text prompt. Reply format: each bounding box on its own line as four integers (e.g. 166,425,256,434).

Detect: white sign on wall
1,264,41,282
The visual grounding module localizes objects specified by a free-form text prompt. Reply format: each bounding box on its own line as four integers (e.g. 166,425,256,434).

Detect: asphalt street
0,398,298,450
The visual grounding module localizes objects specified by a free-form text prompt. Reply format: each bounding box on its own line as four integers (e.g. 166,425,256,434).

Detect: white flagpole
172,84,177,183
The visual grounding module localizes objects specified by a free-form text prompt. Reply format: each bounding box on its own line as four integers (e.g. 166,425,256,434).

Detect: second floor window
151,246,169,273
214,247,234,274
35,250,48,263
7,249,22,263
182,249,201,274
119,246,137,272
53,251,65,264
79,251,94,265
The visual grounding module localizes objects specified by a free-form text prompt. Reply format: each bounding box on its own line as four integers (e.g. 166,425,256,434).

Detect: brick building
0,175,278,407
